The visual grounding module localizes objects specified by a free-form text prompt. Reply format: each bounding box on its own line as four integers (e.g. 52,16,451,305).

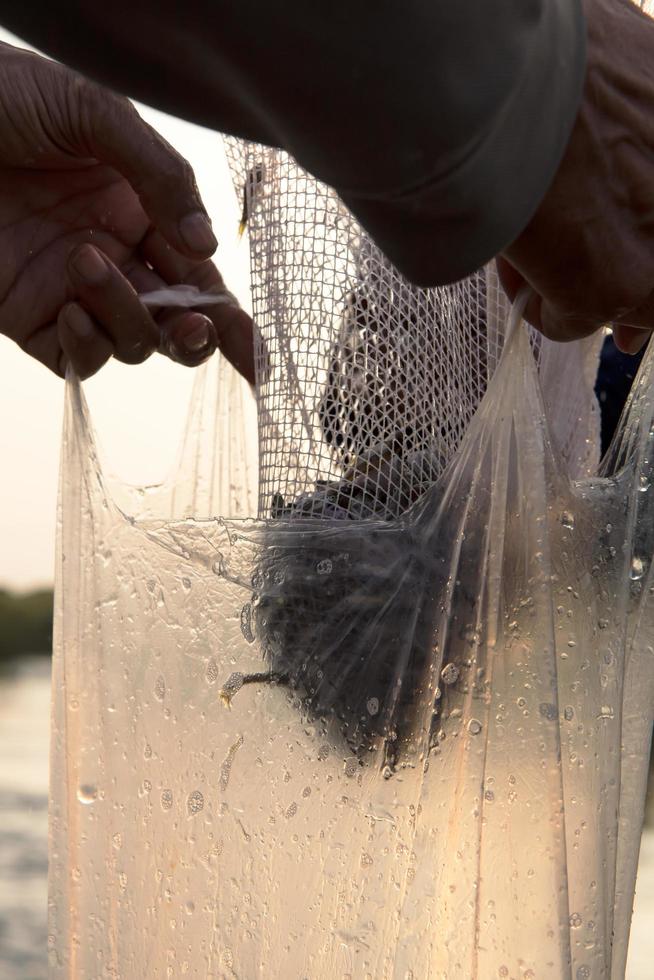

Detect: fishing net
48,139,654,980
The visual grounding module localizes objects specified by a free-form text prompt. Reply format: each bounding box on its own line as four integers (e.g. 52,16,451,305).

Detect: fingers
495,257,545,331
159,303,255,382
67,232,255,380
19,321,68,378
536,302,600,345
497,256,617,343
141,229,256,383
67,243,158,364
158,311,217,367
67,241,224,371
612,325,651,356
497,255,654,354
57,303,114,380
209,304,256,383
77,82,217,261
140,227,225,292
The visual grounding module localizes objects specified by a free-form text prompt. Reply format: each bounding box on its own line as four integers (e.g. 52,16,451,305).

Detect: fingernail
624,338,648,355
64,303,94,339
613,325,650,356
182,314,212,353
71,245,108,285
179,212,218,255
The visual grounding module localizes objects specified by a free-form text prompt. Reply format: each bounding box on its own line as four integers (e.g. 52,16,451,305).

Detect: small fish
239,163,265,238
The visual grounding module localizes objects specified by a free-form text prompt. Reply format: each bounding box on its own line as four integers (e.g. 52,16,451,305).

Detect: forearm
1,1,586,285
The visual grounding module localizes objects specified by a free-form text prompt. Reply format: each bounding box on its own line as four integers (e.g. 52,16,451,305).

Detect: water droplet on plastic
639,475,650,492
344,758,358,778
77,785,97,805
154,675,166,701
240,603,255,643
366,697,380,716
160,789,173,811
569,912,582,928
316,559,333,576
606,523,613,533
187,790,204,815
630,556,646,580
576,967,591,980
467,719,482,735
484,789,495,802
212,556,225,576
598,705,614,719
560,511,575,530
440,663,459,685
184,901,195,915
564,706,574,721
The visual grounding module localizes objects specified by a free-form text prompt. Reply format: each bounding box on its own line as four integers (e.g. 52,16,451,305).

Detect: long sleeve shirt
0,1,586,286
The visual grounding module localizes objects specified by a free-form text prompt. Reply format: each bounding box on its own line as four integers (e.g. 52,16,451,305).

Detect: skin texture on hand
499,0,654,355
0,42,254,381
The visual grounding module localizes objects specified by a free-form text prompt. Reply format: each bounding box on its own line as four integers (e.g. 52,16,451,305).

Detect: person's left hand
0,41,254,381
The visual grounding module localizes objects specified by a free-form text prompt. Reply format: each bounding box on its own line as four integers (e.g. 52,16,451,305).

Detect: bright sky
0,28,251,590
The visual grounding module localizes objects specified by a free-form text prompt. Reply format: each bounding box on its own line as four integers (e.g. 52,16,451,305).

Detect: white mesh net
224,138,602,522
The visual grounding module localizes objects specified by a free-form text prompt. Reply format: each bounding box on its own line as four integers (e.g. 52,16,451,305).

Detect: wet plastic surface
49,295,654,978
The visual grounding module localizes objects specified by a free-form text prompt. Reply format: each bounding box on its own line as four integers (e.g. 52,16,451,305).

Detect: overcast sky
0,27,251,590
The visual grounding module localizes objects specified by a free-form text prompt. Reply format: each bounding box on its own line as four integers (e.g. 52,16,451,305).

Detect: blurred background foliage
0,589,53,663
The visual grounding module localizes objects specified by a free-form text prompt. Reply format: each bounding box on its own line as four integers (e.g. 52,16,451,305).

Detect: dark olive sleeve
0,1,586,286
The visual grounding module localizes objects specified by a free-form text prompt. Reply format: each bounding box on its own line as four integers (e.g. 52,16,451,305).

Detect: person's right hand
498,0,654,356
0,41,254,382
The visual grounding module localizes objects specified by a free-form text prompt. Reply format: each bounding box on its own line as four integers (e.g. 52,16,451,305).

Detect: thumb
77,81,217,259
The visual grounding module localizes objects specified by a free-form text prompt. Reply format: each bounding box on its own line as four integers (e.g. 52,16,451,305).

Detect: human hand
0,42,254,381
498,0,654,356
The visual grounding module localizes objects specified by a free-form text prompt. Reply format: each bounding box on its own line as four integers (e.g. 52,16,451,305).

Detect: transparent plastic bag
49,281,654,977
49,133,652,978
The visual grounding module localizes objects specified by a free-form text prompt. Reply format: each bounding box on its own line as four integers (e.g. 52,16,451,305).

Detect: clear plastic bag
49,294,654,979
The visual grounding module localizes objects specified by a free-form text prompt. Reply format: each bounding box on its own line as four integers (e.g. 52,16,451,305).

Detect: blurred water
0,657,49,980
0,656,651,979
